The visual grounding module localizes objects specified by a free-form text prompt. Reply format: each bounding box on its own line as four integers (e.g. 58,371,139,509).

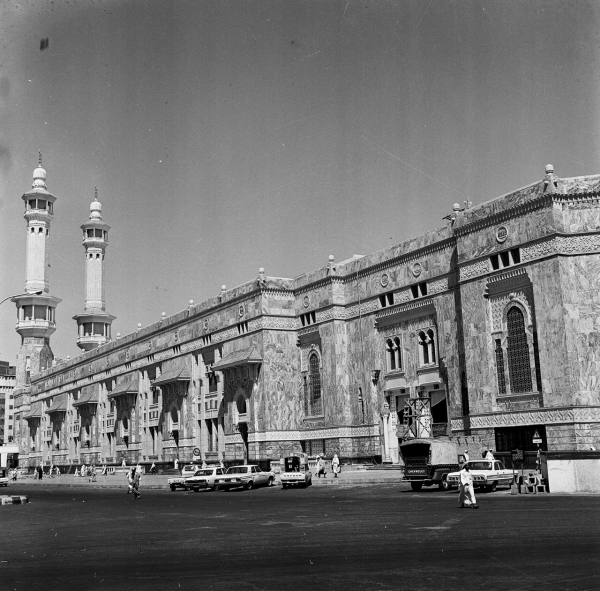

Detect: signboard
532,430,542,444
192,447,201,457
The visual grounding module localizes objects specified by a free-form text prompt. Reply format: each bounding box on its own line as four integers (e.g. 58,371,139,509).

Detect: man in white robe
458,463,479,509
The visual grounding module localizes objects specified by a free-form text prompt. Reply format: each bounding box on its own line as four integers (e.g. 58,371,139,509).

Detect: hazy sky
1,0,599,363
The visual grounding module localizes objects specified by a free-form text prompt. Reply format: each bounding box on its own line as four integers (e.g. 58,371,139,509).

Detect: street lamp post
381,402,392,464
0,291,43,307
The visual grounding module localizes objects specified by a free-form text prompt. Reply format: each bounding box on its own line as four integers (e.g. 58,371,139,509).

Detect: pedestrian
331,453,340,478
12,468,17,481
128,466,141,499
127,467,136,495
38,466,43,480
218,460,224,469
485,449,495,461
316,455,326,478
121,458,126,468
458,463,479,509
174,458,179,472
74,466,80,477
101,464,107,476
463,449,469,463
150,462,156,475
201,461,207,469
90,465,97,482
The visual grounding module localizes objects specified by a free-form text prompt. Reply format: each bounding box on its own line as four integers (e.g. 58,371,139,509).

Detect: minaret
12,153,62,389
73,188,116,351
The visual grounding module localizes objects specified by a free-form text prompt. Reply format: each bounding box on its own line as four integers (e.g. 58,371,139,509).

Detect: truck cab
400,438,459,491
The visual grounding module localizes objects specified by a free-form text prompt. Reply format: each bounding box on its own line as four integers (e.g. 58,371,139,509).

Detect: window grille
506,307,532,393
308,353,323,416
495,339,506,394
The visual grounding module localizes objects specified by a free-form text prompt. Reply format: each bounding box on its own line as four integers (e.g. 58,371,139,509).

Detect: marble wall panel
457,206,555,264
459,278,496,415
260,330,302,432
434,292,463,417
555,255,600,406
561,201,600,233
525,259,572,405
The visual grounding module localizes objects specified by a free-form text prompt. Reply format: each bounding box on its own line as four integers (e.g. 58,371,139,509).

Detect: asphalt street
1,484,599,591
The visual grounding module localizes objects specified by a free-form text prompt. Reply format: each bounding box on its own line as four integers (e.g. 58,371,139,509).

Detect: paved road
1,484,599,591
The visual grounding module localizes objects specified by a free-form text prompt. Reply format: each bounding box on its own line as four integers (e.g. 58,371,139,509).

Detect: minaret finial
38,151,42,166
95,186,98,200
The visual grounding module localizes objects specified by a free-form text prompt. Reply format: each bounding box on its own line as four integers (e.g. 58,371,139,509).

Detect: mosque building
11,158,600,473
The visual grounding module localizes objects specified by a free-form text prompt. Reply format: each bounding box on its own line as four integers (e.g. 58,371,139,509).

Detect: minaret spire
12,156,62,389
73,187,116,351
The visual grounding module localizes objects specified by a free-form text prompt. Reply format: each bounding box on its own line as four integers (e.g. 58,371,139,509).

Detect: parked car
0,468,9,486
445,460,515,492
280,454,312,489
180,464,201,478
215,465,275,490
168,467,204,491
182,466,227,492
400,438,460,491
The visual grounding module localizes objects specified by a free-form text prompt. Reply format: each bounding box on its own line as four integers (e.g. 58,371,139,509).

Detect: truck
400,438,460,491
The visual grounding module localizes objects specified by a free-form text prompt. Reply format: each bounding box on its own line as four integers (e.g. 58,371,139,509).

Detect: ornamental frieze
223,424,379,444
451,406,600,431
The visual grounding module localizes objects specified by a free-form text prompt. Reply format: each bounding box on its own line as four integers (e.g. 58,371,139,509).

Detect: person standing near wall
331,453,340,478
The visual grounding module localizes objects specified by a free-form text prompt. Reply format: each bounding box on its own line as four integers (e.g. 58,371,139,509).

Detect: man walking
458,463,478,509
331,453,340,478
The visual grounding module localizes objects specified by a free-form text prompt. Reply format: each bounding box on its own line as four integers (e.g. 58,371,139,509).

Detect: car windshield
192,469,213,476
228,467,249,474
468,462,492,470
182,466,197,472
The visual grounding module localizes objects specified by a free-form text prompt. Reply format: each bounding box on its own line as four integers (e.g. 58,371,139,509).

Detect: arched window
427,329,436,364
506,307,532,393
386,339,396,371
308,353,323,416
418,331,429,365
394,337,402,369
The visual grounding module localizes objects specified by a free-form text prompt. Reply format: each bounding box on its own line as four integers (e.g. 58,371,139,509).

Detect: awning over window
107,378,139,399
45,399,67,414
72,390,99,407
23,401,42,419
212,347,262,371
151,366,191,387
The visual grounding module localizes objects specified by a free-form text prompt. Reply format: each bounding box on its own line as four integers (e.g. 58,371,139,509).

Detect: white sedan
215,465,275,490
182,466,227,492
446,460,515,492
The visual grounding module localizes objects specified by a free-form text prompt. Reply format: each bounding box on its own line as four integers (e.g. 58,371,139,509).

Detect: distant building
11,161,600,473
0,361,16,445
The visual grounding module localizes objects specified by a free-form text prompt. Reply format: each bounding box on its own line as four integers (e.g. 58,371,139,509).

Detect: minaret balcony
16,318,57,338
76,334,110,352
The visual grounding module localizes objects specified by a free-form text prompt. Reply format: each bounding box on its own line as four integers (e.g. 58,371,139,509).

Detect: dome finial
38,151,42,166
90,187,102,220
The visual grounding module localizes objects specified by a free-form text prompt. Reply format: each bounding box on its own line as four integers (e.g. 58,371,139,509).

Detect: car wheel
212,484,219,491
170,485,176,491
487,481,498,493
282,484,288,490
410,482,423,492
439,476,450,491
245,480,254,490
267,477,274,487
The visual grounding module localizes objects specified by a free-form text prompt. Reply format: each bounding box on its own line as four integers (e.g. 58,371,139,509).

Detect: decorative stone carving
459,259,490,281
427,277,448,295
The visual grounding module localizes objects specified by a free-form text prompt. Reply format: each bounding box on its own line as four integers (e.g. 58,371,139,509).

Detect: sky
0,0,599,363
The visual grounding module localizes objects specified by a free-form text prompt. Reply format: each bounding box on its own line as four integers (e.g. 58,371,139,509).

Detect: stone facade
11,165,600,468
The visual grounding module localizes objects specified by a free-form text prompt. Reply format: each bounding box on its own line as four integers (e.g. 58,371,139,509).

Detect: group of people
74,464,99,481
314,453,341,478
